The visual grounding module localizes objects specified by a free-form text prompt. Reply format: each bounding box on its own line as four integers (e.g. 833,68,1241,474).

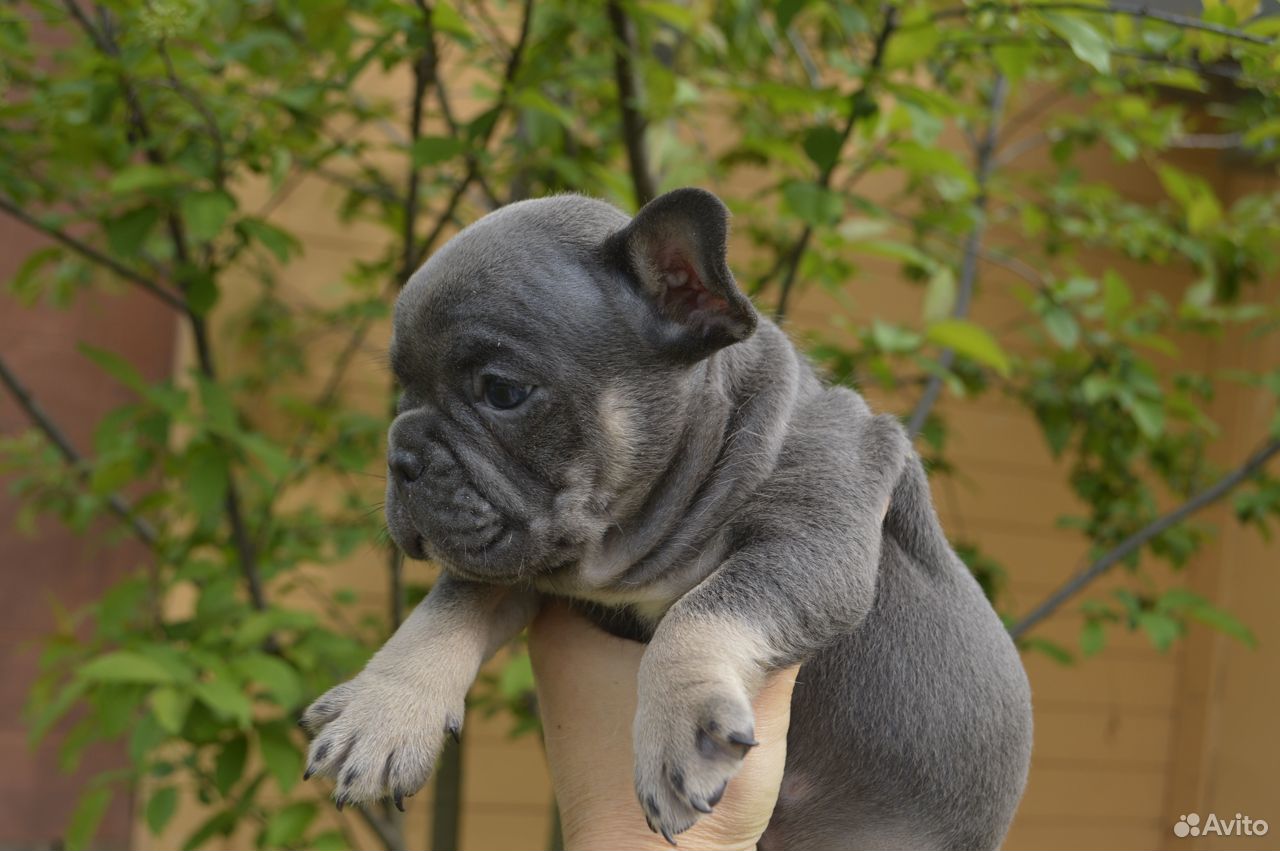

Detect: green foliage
2,0,1279,849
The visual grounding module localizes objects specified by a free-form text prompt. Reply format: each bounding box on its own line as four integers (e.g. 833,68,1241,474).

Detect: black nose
389,449,425,485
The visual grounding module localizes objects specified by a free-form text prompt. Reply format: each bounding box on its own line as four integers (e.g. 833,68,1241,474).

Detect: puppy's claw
660,825,678,847
335,796,346,812
394,792,405,813
691,799,712,814
727,731,758,748
446,719,461,744
302,767,313,781
708,780,727,807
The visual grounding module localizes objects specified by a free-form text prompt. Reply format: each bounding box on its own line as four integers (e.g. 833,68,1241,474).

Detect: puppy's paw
633,679,757,843
300,671,464,809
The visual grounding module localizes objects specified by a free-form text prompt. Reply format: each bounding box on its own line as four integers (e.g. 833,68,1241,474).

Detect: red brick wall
0,213,178,850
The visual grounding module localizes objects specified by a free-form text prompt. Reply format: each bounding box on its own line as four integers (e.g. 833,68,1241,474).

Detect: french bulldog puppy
300,188,1033,849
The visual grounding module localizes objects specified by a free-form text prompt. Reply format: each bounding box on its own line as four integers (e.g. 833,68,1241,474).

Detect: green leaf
180,191,236,242
66,786,112,851
499,651,534,699
150,687,192,734
431,0,474,42
235,653,303,709
238,218,300,263
1043,13,1111,72
1081,374,1113,404
193,679,252,728
145,786,178,835
197,376,237,435
213,735,248,795
186,440,230,526
781,181,843,226
264,802,316,847
1043,306,1080,349
27,679,88,745
884,15,942,69
79,344,148,394
1117,390,1165,438
992,43,1035,82
258,721,304,794
870,320,922,353
1080,619,1106,657
1137,611,1181,651
776,0,810,29
922,267,956,323
6,245,64,304
411,135,466,167
105,207,160,257
1102,270,1132,326
1019,636,1075,665
182,810,235,851
802,125,843,173
1186,602,1257,648
235,433,292,478
78,651,176,685
1157,165,1223,235
925,319,1011,377
184,270,219,316
109,165,179,194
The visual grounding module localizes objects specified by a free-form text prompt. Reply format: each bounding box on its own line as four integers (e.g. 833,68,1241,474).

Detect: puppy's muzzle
386,434,508,560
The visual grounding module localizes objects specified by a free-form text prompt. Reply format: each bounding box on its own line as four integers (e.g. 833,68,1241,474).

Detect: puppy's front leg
634,412,910,839
300,574,538,808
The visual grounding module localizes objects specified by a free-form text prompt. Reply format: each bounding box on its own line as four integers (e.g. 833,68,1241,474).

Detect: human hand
530,602,799,851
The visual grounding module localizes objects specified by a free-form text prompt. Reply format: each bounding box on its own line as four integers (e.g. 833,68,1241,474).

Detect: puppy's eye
481,375,532,410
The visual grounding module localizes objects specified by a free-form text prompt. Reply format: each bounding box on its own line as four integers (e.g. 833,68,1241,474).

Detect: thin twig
158,42,227,187
0,195,188,312
906,74,1009,439
409,0,536,270
86,6,268,611
920,1,1274,46
773,7,898,322
354,803,402,851
1010,437,1280,638
0,354,159,545
607,0,658,207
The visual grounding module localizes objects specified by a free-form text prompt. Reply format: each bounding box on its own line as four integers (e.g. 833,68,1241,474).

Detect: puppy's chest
532,573,674,627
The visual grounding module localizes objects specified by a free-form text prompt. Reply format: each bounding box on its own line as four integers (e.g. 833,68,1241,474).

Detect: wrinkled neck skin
534,321,813,624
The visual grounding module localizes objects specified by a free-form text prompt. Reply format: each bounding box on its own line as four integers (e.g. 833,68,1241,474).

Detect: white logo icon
1174,812,1269,838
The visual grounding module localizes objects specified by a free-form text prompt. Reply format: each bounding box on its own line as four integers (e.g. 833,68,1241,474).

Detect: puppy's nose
389,449,425,485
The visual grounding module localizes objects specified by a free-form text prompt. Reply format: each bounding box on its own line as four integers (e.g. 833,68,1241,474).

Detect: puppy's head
385,188,756,582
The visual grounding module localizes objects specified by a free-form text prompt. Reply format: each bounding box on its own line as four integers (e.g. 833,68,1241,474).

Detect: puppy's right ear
605,188,757,361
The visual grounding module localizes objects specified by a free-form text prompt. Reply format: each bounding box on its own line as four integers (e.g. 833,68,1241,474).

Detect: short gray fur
299,188,1033,850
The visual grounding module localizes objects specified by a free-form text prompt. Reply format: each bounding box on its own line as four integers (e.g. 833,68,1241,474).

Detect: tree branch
84,6,268,611
0,194,188,312
1010,437,1280,638
905,73,1009,439
409,0,536,270
607,0,657,208
0,353,158,545
924,1,1274,46
772,7,898,322
354,803,403,851
158,42,227,188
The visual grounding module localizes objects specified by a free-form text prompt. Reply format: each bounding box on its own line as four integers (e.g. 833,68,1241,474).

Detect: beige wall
131,65,1280,851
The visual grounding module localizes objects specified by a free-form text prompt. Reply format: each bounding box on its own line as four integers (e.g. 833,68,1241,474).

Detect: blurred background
1,0,1279,849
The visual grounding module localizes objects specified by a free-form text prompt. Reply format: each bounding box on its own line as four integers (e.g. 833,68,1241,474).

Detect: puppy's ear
607,188,757,360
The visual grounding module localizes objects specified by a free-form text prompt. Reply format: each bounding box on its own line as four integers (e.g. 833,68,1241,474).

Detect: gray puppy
300,188,1033,850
